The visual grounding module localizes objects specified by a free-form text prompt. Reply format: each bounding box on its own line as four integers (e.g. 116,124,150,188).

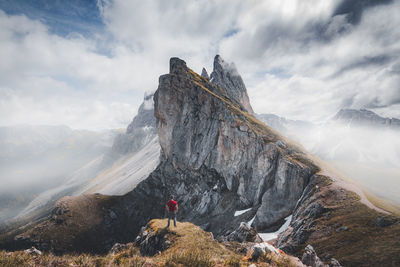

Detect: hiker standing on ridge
166,195,178,227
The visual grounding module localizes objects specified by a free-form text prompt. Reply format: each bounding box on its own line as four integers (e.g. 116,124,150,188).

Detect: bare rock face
151,57,317,233
201,67,210,79
210,55,254,114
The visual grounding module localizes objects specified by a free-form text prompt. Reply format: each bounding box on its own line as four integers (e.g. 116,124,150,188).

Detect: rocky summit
1,56,399,267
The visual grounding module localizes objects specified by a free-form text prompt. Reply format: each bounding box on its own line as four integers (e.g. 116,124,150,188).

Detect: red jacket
166,200,178,212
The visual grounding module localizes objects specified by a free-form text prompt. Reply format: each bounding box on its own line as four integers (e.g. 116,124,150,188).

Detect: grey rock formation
330,258,342,267
135,225,170,256
251,245,267,261
376,216,394,227
210,55,254,114
110,242,132,254
277,175,326,253
227,222,263,243
301,245,325,267
201,67,210,79
24,246,42,256
103,92,157,164
333,108,400,128
152,57,317,233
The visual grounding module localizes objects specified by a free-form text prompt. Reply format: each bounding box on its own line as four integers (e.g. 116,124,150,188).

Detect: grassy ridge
1,219,300,267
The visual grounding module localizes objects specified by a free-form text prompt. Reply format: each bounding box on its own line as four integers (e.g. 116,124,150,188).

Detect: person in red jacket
166,195,178,227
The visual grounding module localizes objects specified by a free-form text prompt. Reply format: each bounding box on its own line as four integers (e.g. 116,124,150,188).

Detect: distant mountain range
257,108,400,134
333,108,400,128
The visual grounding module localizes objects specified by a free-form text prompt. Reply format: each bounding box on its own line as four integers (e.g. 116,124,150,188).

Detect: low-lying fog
0,125,118,223
1,119,399,225
285,122,400,205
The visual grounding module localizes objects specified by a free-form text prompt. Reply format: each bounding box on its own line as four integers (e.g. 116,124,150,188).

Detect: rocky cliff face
210,55,254,114
99,55,320,237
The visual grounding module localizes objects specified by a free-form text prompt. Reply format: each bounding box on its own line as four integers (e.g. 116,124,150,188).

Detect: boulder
135,225,170,256
301,245,325,267
227,222,263,243
330,258,342,267
24,246,42,256
376,216,393,227
110,242,132,254
250,242,280,260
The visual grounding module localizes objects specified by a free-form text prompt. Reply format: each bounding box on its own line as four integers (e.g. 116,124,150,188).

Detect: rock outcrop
135,225,171,256
210,55,254,114
201,67,210,79
24,246,42,256
301,244,325,267
227,222,262,243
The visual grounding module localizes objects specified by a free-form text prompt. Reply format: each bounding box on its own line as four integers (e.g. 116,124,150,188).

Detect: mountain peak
210,55,254,114
201,67,209,79
212,54,239,77
169,57,187,75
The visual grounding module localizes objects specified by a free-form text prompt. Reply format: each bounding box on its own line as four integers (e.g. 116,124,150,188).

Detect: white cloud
220,1,400,120
0,0,399,130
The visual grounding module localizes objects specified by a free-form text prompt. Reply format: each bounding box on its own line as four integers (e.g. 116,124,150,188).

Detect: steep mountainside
1,56,399,266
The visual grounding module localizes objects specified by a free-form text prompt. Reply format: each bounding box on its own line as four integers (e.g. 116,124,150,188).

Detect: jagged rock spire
210,55,254,114
201,68,210,79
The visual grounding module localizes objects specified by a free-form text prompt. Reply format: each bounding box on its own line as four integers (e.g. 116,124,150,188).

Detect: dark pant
167,211,177,227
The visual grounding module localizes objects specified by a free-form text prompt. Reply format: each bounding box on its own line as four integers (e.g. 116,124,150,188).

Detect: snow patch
247,215,256,227
234,208,252,217
259,215,292,242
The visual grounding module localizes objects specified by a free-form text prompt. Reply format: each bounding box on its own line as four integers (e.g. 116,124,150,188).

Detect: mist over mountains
0,125,119,224
258,109,400,205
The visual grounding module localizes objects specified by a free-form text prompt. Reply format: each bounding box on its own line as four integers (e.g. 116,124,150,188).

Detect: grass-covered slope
1,219,301,267
303,175,400,266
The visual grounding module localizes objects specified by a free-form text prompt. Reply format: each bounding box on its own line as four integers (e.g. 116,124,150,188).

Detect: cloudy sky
0,0,399,130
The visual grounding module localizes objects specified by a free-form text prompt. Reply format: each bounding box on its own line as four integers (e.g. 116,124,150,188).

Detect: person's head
170,195,174,200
